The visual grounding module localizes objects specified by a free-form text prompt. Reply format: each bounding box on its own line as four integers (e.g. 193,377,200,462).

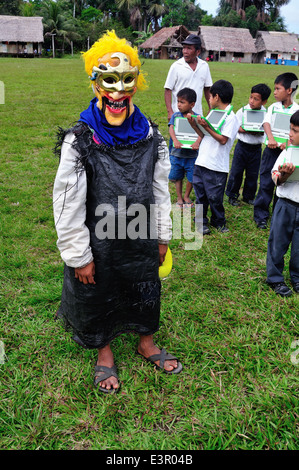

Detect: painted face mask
91,52,139,126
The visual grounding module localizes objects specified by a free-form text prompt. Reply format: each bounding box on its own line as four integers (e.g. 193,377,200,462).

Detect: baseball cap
182,34,201,48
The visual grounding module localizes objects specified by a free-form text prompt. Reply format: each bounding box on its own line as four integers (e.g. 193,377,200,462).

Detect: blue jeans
253,146,281,224
226,140,262,201
266,198,299,284
169,156,196,183
193,165,228,228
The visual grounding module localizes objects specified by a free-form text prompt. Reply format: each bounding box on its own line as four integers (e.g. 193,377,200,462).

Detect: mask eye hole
103,76,117,84
124,75,135,84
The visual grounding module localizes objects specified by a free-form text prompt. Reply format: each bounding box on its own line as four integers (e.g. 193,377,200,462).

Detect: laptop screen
175,118,198,136
286,146,299,166
207,109,226,127
284,146,299,181
245,110,265,124
272,112,291,133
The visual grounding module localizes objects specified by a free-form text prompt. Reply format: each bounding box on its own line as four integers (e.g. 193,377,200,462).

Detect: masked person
53,31,182,394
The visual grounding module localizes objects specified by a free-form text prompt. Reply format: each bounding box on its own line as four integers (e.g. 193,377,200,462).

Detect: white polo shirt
195,105,240,173
272,150,299,203
236,104,266,145
164,57,213,115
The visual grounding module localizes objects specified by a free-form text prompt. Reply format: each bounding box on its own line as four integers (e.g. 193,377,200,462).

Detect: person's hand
197,116,208,128
191,140,201,150
267,137,278,149
278,162,295,176
75,261,96,285
280,142,287,150
158,244,168,266
173,138,182,149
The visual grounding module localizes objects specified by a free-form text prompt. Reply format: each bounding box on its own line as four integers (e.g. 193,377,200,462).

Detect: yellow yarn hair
82,30,147,90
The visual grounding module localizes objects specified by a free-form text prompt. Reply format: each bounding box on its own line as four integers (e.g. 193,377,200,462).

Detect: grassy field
0,55,298,451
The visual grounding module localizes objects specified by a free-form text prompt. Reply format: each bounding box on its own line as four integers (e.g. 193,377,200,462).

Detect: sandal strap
147,348,177,369
94,365,118,384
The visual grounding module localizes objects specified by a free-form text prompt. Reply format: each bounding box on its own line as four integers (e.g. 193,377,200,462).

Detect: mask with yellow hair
82,30,147,126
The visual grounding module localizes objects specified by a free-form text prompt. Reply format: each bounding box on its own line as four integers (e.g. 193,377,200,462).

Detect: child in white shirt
226,83,271,206
266,110,299,297
188,80,239,234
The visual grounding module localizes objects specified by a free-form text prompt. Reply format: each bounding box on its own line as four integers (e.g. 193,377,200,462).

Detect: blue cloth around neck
79,97,150,146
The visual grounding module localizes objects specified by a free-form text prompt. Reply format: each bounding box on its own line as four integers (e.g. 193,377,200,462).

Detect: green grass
0,57,298,451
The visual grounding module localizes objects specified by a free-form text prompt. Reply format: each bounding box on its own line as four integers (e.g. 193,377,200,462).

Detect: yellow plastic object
159,247,172,279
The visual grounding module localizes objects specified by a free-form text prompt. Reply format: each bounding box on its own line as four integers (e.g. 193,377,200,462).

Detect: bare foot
137,335,179,372
96,345,119,391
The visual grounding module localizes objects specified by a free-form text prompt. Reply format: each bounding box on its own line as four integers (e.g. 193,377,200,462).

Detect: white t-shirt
263,101,299,125
236,104,266,145
164,57,213,115
195,105,239,173
272,149,299,203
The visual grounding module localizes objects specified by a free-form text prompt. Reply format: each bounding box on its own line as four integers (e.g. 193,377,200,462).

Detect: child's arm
169,124,182,148
197,116,228,145
263,122,279,149
191,135,202,150
186,114,204,138
152,131,172,262
272,162,296,185
53,133,96,284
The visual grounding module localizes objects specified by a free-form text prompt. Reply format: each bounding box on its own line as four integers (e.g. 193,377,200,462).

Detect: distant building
139,25,256,63
254,30,299,65
0,15,44,56
139,25,189,59
195,26,256,63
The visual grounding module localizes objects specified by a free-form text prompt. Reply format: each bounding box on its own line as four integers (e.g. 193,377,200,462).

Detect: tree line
0,0,290,55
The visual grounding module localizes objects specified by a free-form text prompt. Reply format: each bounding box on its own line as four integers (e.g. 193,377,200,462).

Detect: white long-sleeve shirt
53,125,172,268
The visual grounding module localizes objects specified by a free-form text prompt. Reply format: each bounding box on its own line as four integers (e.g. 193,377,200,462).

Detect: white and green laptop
265,110,291,145
242,108,265,132
283,145,299,181
191,105,233,136
173,116,200,148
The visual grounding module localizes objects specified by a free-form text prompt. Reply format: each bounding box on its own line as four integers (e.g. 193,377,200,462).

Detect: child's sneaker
228,198,239,206
267,281,292,297
203,225,211,235
217,226,229,233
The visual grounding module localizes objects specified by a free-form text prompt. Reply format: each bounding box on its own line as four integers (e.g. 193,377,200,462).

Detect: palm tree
116,0,165,32
147,0,166,32
221,0,289,23
42,1,80,57
116,0,143,31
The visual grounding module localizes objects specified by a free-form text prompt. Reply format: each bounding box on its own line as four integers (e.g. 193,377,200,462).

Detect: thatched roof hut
139,26,190,59
140,24,257,63
0,15,44,56
195,25,256,63
254,31,298,65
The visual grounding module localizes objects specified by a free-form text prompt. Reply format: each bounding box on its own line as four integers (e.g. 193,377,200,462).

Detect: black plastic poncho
55,123,162,349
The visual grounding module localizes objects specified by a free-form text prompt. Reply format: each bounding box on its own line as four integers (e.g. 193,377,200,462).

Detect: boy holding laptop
254,72,299,229
168,87,202,208
266,110,299,297
187,80,239,234
226,83,271,206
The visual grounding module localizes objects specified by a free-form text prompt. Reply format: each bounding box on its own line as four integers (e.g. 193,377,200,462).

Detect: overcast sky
200,0,299,35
